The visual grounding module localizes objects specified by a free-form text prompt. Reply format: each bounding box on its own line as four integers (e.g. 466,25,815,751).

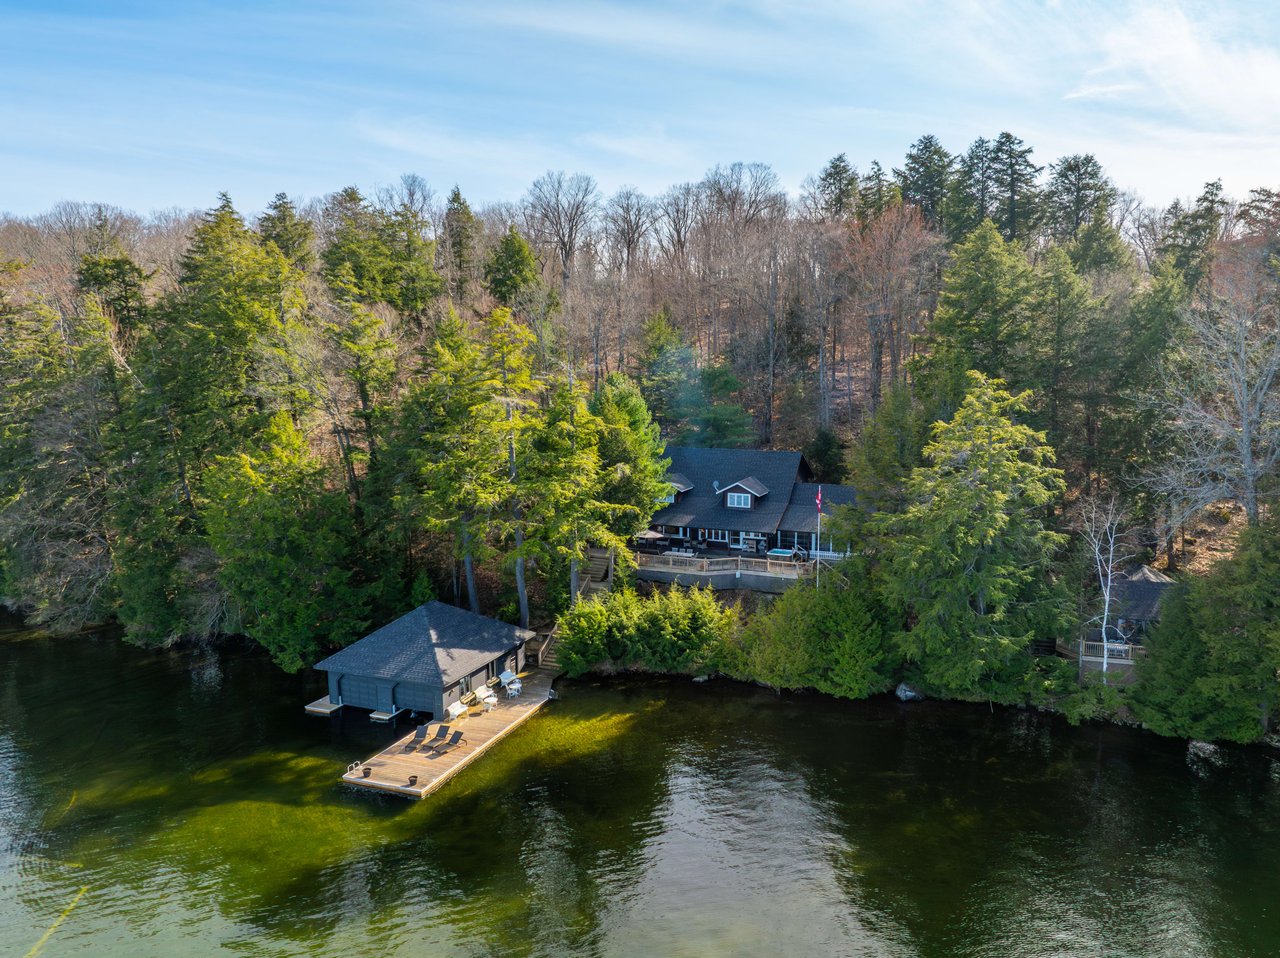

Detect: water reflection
2,622,1279,957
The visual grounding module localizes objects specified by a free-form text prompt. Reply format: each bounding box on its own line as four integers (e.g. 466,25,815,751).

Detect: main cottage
644,446,857,557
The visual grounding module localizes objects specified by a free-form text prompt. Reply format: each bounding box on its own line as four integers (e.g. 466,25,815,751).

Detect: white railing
1060,639,1146,662
635,552,815,578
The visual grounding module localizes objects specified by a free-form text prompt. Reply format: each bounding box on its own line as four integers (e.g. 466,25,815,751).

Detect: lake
2,613,1278,957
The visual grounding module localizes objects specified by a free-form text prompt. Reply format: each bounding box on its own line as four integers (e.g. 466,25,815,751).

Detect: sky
2,0,1279,217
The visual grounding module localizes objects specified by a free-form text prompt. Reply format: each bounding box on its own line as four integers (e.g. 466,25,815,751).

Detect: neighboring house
1065,565,1176,675
1111,565,1176,639
646,446,858,557
310,601,532,721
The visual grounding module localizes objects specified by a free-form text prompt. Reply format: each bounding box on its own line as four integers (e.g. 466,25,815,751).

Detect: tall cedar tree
816,153,859,220
484,226,542,307
204,413,368,671
442,186,479,300
588,372,671,539
483,307,539,628
895,134,953,231
989,132,1041,243
916,220,1036,412
1133,519,1280,741
400,312,508,613
1043,155,1115,242
876,372,1067,702
257,193,315,271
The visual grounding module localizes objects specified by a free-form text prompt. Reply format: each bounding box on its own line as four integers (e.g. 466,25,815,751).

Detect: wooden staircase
580,547,614,598
538,632,561,671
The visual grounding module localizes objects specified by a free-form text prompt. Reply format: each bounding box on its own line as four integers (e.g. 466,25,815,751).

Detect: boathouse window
707,529,729,543
726,492,751,509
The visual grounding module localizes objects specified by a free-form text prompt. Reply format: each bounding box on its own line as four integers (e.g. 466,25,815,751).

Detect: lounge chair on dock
446,701,468,722
430,730,467,757
403,725,431,751
415,725,449,752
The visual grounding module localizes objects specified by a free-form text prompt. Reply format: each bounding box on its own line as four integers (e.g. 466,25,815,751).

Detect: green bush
726,558,897,699
556,586,738,677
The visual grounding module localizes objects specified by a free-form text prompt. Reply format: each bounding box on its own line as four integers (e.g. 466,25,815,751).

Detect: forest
2,131,1278,742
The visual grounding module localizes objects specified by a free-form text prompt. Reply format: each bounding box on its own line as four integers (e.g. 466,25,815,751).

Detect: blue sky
2,0,1279,216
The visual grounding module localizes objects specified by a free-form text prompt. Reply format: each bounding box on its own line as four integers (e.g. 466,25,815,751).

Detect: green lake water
2,613,1279,958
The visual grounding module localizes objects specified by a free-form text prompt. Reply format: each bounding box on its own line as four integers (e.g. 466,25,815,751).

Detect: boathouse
311,602,533,721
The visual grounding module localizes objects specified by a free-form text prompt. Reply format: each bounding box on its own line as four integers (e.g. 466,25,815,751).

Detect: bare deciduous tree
524,171,599,289
1151,247,1280,526
1078,494,1133,683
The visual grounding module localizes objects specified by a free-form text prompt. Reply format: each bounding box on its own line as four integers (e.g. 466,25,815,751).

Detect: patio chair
445,701,468,722
506,680,522,698
430,730,467,757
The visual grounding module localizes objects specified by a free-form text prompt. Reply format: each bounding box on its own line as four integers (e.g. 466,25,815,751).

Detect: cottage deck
635,551,816,578
341,665,559,799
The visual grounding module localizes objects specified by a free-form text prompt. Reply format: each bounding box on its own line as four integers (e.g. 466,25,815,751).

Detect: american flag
816,485,822,512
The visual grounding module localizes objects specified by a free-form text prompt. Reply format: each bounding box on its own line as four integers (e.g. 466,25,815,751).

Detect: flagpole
816,485,822,589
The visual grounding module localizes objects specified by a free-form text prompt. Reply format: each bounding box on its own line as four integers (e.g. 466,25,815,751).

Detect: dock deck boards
341,666,559,799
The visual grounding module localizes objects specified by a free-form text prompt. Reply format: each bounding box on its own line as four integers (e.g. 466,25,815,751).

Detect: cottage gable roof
780,483,858,534
313,601,533,687
651,447,807,533
720,476,769,498
668,472,694,492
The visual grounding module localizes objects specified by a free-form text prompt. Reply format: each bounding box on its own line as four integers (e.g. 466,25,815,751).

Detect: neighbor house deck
341,665,559,799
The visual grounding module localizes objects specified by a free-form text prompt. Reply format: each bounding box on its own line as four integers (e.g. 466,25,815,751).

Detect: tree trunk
868,330,884,414
513,526,529,628
461,525,480,613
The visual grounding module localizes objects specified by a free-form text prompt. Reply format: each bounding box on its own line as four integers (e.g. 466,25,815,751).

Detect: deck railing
1059,639,1147,662
635,552,816,578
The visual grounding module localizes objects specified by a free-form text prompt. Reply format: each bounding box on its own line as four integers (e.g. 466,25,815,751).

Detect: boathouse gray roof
314,601,534,687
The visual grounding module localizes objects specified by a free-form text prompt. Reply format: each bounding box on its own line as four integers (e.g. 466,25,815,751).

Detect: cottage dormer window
726,492,751,509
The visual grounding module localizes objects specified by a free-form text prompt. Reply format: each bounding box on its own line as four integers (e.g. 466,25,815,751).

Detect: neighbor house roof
313,601,534,688
1114,566,1176,623
779,483,859,535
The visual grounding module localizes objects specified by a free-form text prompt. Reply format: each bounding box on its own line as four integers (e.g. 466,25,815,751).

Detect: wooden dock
341,666,559,799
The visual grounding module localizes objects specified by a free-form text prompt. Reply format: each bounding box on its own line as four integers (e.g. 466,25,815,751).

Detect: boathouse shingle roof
314,601,533,687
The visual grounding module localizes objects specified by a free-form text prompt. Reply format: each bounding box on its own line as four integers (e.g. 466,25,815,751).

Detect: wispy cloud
1069,2,1280,129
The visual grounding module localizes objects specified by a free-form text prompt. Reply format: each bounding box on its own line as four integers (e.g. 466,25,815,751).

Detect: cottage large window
726,492,751,509
707,529,729,543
